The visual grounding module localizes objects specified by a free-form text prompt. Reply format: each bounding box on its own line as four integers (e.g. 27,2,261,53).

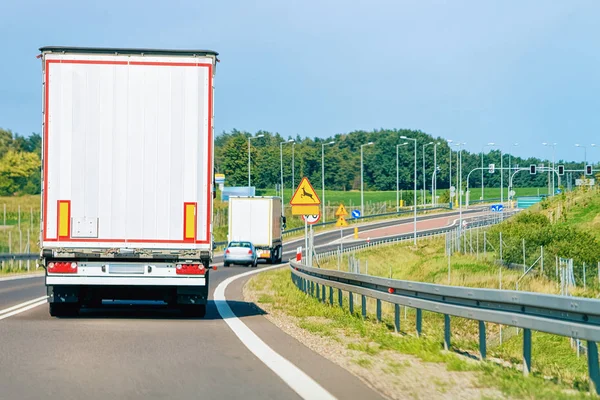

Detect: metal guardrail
289,233,600,393
0,253,38,261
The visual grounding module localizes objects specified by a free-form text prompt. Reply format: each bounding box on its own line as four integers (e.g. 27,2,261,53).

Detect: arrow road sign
351,210,361,218
490,204,504,212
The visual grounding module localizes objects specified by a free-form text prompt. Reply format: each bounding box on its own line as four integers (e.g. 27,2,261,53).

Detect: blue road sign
490,204,504,212
352,210,361,218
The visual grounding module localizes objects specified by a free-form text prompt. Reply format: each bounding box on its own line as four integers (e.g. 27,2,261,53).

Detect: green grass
248,268,591,398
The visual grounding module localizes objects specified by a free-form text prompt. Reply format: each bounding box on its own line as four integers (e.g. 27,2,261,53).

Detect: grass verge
246,268,592,399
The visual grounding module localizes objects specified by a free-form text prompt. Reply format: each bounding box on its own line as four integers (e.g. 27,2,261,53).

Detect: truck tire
181,304,206,318
49,303,79,317
276,246,283,264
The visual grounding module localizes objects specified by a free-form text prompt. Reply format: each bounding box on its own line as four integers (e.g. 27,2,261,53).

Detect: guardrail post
322,285,326,302
587,341,600,396
394,305,400,333
416,309,422,337
444,314,451,350
479,321,487,360
349,292,354,314
329,286,333,305
523,328,532,376
311,281,315,297
376,299,382,322
338,289,343,307
361,295,367,319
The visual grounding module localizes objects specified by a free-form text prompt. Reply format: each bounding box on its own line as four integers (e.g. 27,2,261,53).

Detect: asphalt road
0,208,486,400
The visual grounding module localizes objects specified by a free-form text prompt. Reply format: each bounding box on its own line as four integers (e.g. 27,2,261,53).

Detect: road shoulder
225,267,387,400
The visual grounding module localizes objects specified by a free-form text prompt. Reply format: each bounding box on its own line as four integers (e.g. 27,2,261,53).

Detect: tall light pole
508,143,519,173
447,140,453,205
508,143,518,200
248,134,265,188
321,140,335,220
360,142,374,216
401,136,417,245
481,143,495,201
433,142,440,206
422,142,434,206
575,144,587,168
292,142,296,189
280,139,294,213
455,142,467,232
396,142,409,212
543,142,556,196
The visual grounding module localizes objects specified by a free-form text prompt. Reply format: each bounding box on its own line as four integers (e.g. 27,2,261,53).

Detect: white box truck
227,196,285,264
39,46,218,317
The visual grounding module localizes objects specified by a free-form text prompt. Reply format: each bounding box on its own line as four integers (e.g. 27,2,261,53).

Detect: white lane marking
0,298,48,321
0,273,44,282
214,265,337,400
0,296,49,316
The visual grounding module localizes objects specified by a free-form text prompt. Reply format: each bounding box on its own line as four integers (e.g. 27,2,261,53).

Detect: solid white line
0,296,49,316
214,265,337,400
0,273,45,282
0,299,48,321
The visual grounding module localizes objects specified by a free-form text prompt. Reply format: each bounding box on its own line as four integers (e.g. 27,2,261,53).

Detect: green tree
0,150,41,196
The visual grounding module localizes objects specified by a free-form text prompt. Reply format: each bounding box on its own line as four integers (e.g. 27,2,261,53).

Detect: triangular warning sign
335,204,349,217
290,177,321,206
335,216,348,227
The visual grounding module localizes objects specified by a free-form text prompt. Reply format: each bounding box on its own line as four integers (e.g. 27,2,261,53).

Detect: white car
224,241,258,267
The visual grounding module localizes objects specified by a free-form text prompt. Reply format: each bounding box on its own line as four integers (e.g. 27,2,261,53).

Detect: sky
1,0,599,163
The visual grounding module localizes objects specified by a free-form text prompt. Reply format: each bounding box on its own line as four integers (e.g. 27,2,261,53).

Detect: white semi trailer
227,196,285,264
39,46,218,317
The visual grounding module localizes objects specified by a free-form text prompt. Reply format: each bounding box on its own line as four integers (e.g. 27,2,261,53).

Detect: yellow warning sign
291,205,320,215
335,203,349,217
290,177,321,206
335,216,348,227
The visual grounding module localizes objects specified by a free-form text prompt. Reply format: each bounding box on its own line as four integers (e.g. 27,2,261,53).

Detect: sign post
290,177,321,265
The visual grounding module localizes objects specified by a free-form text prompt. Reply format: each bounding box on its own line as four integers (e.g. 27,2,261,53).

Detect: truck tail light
225,249,230,254
176,264,206,275
48,261,78,273
248,249,253,255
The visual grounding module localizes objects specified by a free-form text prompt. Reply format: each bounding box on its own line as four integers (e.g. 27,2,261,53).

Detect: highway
0,208,488,400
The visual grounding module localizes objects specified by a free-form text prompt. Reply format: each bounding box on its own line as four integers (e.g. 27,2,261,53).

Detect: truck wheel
181,304,206,318
276,246,283,264
49,303,79,317
224,262,230,267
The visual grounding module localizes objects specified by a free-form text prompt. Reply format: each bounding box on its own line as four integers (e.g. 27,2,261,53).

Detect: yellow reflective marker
58,200,70,238
184,203,196,240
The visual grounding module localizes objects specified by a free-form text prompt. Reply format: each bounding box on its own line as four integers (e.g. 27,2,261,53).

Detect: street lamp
280,139,295,213
508,143,519,173
508,143,519,200
422,142,434,206
433,142,440,206
248,134,265,188
455,142,467,234
401,135,417,245
292,142,296,189
396,142,409,212
447,140,453,205
360,142,374,216
575,144,587,168
542,142,557,196
481,142,495,201
322,140,335,221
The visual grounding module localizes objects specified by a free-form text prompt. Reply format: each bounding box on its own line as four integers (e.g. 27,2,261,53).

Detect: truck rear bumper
46,276,206,286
